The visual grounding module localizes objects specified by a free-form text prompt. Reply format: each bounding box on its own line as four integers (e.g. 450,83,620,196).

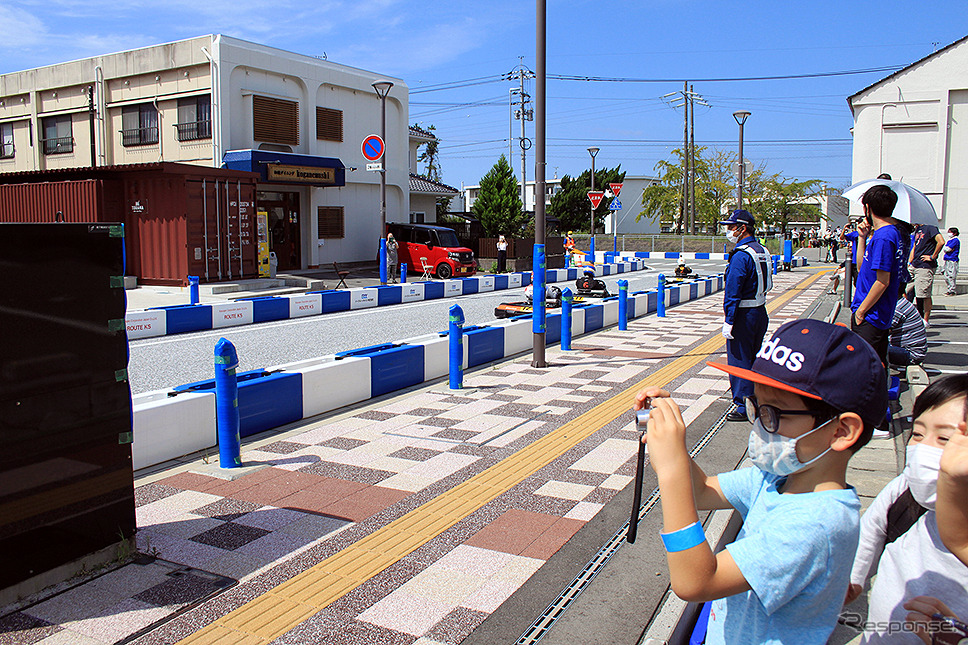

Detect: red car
387,223,476,279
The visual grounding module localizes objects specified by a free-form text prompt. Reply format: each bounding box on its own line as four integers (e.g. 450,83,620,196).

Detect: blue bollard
772,255,779,275
214,337,242,468
618,280,629,330
448,304,464,389
400,263,407,283
783,239,793,269
533,244,546,334
658,273,666,318
561,287,573,351
188,275,200,305
379,238,388,285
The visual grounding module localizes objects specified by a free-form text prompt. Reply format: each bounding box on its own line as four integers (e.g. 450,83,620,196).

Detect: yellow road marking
177,270,826,644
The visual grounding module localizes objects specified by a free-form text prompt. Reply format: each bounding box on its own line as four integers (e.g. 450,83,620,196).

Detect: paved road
126,259,726,395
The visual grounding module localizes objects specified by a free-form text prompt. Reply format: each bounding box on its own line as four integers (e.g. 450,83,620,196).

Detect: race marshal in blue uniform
720,209,773,422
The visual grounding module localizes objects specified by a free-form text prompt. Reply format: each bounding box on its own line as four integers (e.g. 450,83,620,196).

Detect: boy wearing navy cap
634,319,886,644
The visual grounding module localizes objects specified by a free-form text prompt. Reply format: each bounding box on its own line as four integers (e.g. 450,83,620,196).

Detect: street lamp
587,146,599,263
373,80,394,285
733,110,750,210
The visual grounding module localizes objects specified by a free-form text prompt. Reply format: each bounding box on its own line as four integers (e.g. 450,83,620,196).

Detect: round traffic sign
362,134,385,162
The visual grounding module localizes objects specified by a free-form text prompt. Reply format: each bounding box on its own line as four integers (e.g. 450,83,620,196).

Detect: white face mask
949,232,956,239
726,230,740,244
748,417,834,477
904,443,943,510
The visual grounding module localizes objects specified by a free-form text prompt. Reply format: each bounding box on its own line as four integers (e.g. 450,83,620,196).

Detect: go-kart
494,285,581,319
575,271,610,298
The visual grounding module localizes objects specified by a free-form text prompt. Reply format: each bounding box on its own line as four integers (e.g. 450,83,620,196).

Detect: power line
546,65,903,84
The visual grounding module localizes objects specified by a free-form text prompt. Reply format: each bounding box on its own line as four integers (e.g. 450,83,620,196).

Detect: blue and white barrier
130,272,726,470
126,261,663,340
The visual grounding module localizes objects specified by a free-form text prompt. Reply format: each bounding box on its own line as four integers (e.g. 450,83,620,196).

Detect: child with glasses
633,319,886,644
847,374,968,644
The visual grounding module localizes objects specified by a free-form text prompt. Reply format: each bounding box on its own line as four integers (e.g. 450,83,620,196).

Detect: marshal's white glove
722,322,733,339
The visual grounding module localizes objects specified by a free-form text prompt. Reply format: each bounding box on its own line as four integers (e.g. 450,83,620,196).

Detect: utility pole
689,83,696,234
663,85,709,235
509,60,534,214
681,80,689,236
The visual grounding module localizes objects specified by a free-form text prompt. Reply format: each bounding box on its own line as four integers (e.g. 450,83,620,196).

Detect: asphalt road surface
126,259,726,395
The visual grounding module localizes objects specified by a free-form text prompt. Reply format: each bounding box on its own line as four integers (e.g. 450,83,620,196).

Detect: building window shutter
253,96,299,145
317,206,344,239
316,107,343,142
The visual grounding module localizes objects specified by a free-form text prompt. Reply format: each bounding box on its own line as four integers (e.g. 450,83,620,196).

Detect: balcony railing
175,120,212,142
120,126,159,147
41,137,74,155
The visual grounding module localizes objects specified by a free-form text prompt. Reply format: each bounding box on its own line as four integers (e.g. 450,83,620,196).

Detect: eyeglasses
744,396,822,433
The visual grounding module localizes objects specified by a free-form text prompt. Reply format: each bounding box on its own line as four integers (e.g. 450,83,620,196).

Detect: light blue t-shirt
704,467,861,645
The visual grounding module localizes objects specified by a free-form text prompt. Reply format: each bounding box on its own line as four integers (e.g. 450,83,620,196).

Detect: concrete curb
124,255,809,340
131,272,729,470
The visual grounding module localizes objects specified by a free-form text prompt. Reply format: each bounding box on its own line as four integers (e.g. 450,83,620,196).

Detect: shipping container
0,163,259,285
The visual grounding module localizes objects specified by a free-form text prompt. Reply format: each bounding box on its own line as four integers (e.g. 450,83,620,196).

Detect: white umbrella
841,179,939,225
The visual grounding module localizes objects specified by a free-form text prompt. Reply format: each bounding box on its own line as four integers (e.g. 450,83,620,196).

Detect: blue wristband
660,521,706,552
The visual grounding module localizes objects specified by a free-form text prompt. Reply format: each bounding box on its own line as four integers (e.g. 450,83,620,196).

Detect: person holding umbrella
849,184,910,371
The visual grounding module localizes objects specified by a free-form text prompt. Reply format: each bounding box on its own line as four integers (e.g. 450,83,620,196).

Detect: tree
413,124,441,181
638,149,704,234
548,165,626,233
640,147,772,233
749,175,822,234
473,155,526,236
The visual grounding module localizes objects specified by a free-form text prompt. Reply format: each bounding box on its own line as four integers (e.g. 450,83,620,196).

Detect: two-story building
0,34,455,274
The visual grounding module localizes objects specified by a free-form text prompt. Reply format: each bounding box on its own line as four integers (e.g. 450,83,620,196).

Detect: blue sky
2,0,965,193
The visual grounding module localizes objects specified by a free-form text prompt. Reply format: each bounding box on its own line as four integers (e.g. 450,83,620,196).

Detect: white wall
849,38,968,240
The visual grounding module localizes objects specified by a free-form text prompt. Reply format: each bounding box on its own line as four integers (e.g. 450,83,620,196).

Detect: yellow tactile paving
177,270,825,644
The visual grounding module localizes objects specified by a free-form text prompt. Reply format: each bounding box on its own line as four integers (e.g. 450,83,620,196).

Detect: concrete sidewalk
0,266,913,645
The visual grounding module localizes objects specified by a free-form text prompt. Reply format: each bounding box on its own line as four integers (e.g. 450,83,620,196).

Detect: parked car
386,223,476,279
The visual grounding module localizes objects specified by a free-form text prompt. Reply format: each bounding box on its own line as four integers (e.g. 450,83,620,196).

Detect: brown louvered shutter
253,96,299,145
317,206,344,239
316,107,343,142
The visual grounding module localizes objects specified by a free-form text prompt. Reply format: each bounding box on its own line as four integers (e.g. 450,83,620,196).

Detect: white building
0,35,450,271
848,35,968,237
461,175,661,234
462,178,562,213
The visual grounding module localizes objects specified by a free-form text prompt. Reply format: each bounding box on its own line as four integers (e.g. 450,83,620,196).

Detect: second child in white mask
845,374,968,644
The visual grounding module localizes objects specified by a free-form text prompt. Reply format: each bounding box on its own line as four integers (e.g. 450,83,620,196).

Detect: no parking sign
362,134,385,162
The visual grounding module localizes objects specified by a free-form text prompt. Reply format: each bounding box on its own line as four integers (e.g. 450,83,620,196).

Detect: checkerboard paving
0,270,827,645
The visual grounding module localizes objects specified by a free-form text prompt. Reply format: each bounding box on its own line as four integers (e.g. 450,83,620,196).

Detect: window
253,95,299,146
410,212,425,224
42,115,73,155
317,206,344,239
0,123,13,158
315,107,342,142
176,95,211,141
121,104,159,146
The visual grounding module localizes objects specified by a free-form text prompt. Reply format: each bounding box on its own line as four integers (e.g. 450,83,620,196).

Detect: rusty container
0,163,259,285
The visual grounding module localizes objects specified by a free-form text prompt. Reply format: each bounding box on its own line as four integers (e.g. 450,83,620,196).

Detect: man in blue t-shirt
943,227,960,296
850,184,909,369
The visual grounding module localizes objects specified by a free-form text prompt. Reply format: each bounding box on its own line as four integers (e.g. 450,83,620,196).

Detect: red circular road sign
362,134,385,162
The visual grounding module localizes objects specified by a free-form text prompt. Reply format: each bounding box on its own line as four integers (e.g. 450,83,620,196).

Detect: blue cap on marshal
719,209,756,228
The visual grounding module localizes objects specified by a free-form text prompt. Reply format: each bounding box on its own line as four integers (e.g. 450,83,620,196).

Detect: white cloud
0,5,47,50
